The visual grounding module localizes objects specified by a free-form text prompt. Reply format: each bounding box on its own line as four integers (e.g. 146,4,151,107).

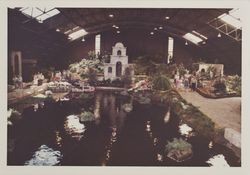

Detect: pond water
8,91,240,166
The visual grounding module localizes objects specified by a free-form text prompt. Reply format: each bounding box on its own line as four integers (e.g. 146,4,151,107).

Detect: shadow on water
7,91,240,166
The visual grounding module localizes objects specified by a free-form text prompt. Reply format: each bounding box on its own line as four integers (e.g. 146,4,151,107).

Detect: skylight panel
20,7,43,17
218,9,242,29
45,9,60,18
192,30,208,40
19,7,60,23
230,9,241,19
68,29,88,41
183,33,203,44
36,9,60,22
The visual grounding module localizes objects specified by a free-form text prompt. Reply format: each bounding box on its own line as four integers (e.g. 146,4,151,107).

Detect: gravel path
178,90,241,132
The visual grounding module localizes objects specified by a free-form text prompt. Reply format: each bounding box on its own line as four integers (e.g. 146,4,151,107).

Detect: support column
11,51,22,76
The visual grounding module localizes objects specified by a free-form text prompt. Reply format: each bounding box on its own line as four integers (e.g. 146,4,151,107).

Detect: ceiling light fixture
117,31,120,34
217,33,222,37
185,41,188,45
56,28,60,32
109,14,114,18
112,24,116,28
150,32,154,35
165,16,170,20
154,27,158,30
81,38,85,42
159,26,163,29
115,26,119,29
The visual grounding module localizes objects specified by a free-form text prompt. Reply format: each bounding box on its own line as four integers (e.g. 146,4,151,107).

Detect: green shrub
152,75,171,91
213,81,226,93
79,111,95,122
165,138,192,152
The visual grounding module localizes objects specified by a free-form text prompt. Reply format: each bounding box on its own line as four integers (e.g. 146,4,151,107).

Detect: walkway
178,90,241,133
8,83,48,104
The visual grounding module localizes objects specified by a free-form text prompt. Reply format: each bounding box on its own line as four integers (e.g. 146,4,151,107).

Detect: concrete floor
178,90,241,133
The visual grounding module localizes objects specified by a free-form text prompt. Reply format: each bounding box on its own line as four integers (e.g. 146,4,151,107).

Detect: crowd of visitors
174,71,198,92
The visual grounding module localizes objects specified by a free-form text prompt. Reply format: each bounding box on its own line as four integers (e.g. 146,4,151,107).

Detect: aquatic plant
79,111,95,122
165,138,193,162
122,103,133,113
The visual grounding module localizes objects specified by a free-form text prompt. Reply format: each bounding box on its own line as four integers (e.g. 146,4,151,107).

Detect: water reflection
24,145,62,166
55,131,62,147
103,127,117,165
64,115,86,140
8,92,240,166
208,141,213,149
206,154,230,167
102,93,128,132
33,104,39,111
157,153,163,162
94,93,101,124
164,108,170,123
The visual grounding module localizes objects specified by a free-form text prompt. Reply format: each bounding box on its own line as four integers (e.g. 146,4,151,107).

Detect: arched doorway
116,62,122,77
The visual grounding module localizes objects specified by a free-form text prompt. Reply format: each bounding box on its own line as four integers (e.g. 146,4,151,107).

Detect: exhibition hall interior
7,8,241,166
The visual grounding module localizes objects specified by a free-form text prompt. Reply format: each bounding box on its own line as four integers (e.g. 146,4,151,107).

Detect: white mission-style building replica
104,42,134,81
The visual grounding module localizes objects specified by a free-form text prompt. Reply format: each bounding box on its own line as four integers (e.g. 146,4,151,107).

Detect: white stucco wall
197,63,224,76
104,42,131,81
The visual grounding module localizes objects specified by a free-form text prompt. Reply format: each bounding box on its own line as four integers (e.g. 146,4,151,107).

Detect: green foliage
226,75,241,95
8,108,21,121
152,75,171,91
213,77,227,93
87,51,97,60
69,57,103,83
165,138,192,152
133,55,157,75
155,64,173,78
121,67,133,87
191,63,199,73
178,63,186,77
86,68,98,85
181,104,215,138
152,90,215,139
207,66,217,79
79,111,95,122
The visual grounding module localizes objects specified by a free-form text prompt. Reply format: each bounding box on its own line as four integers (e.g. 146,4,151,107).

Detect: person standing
17,75,23,89
184,75,189,91
13,75,18,89
191,75,197,91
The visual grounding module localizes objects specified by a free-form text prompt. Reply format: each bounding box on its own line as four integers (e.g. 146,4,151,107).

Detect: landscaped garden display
7,54,241,166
